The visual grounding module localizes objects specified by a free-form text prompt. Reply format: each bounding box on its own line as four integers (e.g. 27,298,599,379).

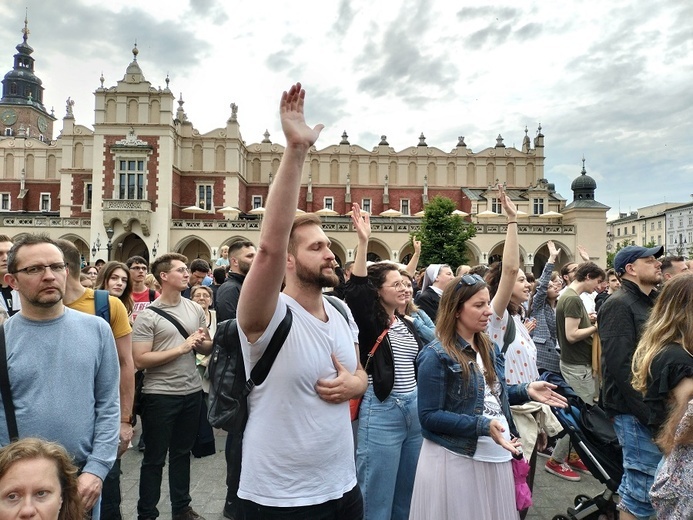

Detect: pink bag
511,456,533,510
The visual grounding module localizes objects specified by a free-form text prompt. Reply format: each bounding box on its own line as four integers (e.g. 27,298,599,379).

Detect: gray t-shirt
133,298,206,395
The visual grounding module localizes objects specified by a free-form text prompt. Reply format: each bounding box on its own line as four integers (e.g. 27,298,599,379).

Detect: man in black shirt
0,234,20,322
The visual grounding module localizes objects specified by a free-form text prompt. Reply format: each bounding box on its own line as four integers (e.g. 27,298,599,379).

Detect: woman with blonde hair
0,438,84,520
631,273,693,518
410,273,566,519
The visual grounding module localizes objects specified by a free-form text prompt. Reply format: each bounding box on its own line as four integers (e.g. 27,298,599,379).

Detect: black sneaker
172,507,205,520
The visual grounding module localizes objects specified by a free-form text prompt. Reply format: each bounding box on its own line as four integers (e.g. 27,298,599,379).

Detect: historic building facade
1,23,610,276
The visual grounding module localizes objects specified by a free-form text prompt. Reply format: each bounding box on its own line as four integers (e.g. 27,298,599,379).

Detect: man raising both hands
236,84,367,519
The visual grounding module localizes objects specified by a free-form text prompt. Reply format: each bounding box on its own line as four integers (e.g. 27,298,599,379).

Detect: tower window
117,158,146,200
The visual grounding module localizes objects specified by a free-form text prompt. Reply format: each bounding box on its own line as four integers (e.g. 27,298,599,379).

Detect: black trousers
241,485,363,520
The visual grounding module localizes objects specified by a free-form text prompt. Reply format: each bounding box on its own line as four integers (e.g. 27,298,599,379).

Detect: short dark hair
8,234,62,274
574,262,605,283
228,240,255,256
95,259,105,266
0,234,12,243
126,255,148,268
213,266,227,284
151,253,188,284
190,258,210,273
661,256,685,274
55,239,82,280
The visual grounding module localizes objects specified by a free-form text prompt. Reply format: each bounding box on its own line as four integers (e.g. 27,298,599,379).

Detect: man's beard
238,259,252,276
295,259,339,289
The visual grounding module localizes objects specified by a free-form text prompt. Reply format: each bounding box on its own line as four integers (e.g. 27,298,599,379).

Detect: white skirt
409,438,520,520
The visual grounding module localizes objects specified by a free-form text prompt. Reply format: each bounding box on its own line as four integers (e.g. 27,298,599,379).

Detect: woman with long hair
399,269,435,344
345,203,425,520
631,273,693,518
95,261,134,316
409,274,566,519
0,438,85,520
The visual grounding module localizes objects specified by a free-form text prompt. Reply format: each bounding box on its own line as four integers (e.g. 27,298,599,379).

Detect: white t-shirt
473,354,512,463
237,293,359,507
487,306,539,385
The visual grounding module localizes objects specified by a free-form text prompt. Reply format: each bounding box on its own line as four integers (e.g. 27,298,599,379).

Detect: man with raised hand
236,84,366,519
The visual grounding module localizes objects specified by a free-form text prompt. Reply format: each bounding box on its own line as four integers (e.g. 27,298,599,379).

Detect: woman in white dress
409,273,566,519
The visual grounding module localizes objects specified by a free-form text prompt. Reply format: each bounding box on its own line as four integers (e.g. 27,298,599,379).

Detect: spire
175,93,187,122
132,41,139,61
22,9,29,43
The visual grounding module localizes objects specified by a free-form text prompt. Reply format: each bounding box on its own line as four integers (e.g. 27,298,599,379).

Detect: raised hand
351,203,371,242
413,239,421,255
498,184,517,219
280,83,324,149
547,240,560,261
577,245,590,262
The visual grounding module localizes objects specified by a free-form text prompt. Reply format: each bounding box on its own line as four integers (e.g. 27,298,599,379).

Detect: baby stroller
540,372,623,520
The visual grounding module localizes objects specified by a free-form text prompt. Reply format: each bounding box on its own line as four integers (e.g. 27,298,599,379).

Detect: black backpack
207,296,349,432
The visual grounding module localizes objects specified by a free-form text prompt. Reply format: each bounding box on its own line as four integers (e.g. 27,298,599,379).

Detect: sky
2,0,692,219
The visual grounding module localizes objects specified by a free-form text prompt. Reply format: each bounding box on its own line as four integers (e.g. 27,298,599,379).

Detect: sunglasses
456,273,485,289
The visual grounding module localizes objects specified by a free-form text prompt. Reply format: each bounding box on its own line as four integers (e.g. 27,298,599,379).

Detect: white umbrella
182,205,208,220
515,210,528,218
380,209,403,217
345,209,370,217
539,211,563,219
217,206,241,220
315,208,339,216
451,209,469,217
413,210,426,217
248,207,266,215
476,210,499,218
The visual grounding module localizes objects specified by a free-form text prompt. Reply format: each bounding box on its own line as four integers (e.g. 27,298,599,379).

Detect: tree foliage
413,196,476,268
606,239,634,269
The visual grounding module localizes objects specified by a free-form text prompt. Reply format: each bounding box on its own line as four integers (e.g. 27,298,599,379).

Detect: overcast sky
2,0,692,218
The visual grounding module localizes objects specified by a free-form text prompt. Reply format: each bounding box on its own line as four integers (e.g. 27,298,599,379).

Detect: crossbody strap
245,307,293,394
364,316,394,371
149,306,191,339
501,313,517,355
0,325,19,441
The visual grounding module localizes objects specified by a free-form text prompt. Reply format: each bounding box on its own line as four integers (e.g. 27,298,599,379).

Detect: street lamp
151,234,160,258
105,228,114,261
91,233,101,258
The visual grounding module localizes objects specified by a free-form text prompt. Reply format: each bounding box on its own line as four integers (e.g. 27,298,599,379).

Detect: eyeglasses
386,281,406,290
12,263,67,276
129,266,147,271
169,267,190,274
456,273,485,289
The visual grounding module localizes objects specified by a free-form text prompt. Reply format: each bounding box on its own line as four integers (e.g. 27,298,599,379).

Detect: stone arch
251,158,261,182
466,162,476,186
464,241,482,266
73,142,84,169
47,154,56,179
486,240,528,270
105,99,116,122
192,144,203,170
148,99,160,124
325,237,347,266
59,233,91,267
215,144,225,171
25,154,34,179
174,236,212,263
4,153,14,178
388,160,398,185
369,161,378,184
349,159,359,184
330,159,339,184
507,162,515,186
127,99,138,123
355,237,391,263
485,161,495,186
447,162,456,185
530,240,574,278
398,242,415,265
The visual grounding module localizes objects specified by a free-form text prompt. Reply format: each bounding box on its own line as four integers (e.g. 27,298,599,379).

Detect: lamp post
91,233,101,259
105,228,114,261
151,234,160,259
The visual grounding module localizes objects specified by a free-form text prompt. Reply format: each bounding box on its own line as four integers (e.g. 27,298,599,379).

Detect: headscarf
421,264,443,292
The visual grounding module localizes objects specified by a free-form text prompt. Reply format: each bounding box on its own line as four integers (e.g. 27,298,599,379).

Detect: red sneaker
568,454,589,473
544,458,581,481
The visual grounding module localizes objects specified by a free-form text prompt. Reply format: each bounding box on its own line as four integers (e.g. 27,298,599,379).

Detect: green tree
413,196,476,268
606,239,633,268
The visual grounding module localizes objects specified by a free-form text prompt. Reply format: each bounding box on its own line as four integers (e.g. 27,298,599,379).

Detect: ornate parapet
102,199,152,236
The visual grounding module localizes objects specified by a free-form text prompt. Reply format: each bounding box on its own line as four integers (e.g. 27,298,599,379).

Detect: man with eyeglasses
132,253,212,520
0,234,120,518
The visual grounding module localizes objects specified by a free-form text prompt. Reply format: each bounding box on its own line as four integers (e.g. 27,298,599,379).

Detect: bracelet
507,221,517,225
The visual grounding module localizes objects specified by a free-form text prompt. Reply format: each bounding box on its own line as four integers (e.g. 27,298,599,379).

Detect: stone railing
1,216,91,228
103,199,152,211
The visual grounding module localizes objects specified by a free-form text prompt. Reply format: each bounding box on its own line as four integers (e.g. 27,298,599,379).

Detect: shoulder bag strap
0,325,19,441
148,306,191,339
246,307,293,394
501,313,516,355
364,316,394,371
323,295,349,323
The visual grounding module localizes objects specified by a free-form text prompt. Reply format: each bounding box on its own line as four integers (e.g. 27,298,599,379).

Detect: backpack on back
207,296,350,432
94,289,111,324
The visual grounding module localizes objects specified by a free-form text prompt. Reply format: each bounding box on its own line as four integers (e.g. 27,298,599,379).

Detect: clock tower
1,15,56,140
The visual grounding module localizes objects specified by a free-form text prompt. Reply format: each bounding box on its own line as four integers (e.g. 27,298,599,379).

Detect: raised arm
405,239,421,277
490,184,519,317
531,241,560,314
350,203,371,278
238,84,323,341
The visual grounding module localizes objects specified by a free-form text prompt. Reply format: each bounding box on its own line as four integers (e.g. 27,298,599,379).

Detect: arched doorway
60,234,91,268
176,237,212,263
116,233,150,264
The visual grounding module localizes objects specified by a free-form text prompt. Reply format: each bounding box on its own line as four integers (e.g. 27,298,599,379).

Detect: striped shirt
390,317,419,393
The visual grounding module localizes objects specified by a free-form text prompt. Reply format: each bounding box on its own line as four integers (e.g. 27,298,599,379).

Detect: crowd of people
0,84,692,520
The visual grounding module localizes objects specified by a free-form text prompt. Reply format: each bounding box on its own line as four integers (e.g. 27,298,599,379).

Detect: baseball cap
613,245,664,275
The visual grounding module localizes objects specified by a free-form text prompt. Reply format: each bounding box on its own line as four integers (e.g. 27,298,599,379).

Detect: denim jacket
416,336,530,457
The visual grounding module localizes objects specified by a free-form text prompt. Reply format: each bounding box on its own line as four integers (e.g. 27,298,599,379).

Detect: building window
617,228,621,236
658,221,662,229
632,225,635,234
1,193,10,210
252,195,263,209
400,199,410,216
324,197,334,211
3,128,12,136
491,198,501,214
117,159,145,200
642,224,646,233
658,235,662,245
84,183,92,211
679,218,684,227
197,184,213,211
362,198,371,214
40,193,51,212
532,198,544,215
650,222,655,230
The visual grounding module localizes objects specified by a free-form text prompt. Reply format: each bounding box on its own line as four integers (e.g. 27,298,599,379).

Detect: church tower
0,14,56,140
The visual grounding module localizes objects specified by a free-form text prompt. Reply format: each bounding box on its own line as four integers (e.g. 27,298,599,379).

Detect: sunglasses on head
456,273,485,289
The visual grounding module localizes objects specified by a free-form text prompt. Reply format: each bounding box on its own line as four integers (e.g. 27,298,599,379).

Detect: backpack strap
501,313,516,355
94,289,111,324
0,325,19,441
245,307,293,394
148,307,191,339
323,295,349,324
148,289,156,302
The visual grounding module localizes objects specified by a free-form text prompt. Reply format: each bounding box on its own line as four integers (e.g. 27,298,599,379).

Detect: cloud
332,0,356,37
187,0,229,25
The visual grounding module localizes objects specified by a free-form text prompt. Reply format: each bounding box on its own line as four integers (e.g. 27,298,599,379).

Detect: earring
455,314,459,318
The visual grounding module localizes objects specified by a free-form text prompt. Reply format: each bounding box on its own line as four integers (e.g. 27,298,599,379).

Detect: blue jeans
137,391,202,519
356,386,422,520
613,414,662,519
